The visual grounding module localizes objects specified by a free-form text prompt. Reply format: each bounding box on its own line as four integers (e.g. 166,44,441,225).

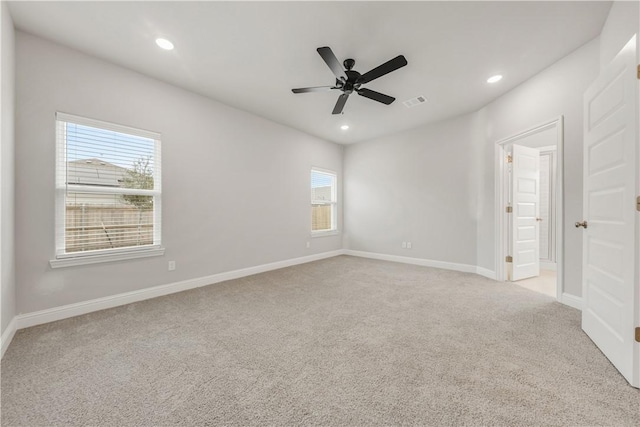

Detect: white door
582,36,638,388
512,144,541,281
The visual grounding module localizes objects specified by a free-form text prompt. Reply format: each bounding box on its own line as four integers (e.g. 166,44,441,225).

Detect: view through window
55,113,161,257
311,168,337,233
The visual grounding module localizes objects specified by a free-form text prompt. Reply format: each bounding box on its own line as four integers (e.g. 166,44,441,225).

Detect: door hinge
506,206,513,213
505,255,513,263
506,155,512,163
636,196,640,212
637,64,640,79
635,327,640,343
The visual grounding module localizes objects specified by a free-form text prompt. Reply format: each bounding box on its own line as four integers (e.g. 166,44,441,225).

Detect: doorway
494,117,564,301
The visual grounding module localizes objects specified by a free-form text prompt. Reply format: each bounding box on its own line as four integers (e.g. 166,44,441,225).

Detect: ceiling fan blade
360,55,408,84
356,88,395,105
292,86,338,94
332,94,349,115
317,47,348,81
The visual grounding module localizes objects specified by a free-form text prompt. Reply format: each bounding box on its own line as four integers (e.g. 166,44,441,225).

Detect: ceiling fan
292,46,408,115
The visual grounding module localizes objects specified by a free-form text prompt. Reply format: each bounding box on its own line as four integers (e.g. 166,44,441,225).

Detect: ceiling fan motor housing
339,69,362,94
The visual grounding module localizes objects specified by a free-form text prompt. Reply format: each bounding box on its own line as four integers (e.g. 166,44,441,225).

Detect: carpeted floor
1,255,639,426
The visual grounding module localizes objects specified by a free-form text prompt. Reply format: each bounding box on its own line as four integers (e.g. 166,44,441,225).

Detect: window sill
50,247,165,269
311,230,340,238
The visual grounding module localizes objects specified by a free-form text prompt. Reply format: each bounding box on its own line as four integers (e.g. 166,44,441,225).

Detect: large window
311,168,337,233
52,113,162,267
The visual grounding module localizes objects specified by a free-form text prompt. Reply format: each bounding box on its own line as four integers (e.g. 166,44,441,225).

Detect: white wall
599,1,639,69
1,2,16,337
10,2,636,320
15,32,342,315
344,113,480,268
344,38,599,298
478,38,600,297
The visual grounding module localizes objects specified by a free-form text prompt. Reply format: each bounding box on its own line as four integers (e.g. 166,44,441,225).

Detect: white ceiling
7,1,611,144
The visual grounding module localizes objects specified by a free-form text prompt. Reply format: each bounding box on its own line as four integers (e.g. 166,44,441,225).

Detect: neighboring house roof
67,158,127,187
312,186,332,202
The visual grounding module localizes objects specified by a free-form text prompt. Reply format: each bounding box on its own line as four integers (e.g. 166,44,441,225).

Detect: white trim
345,250,478,274
54,120,66,254
346,250,496,279
476,267,497,280
63,185,159,196
494,117,565,303
1,317,17,359
54,113,163,262
56,112,161,140
561,293,583,311
310,166,337,176
555,119,565,302
311,230,340,238
311,167,338,233
21,250,345,329
537,145,558,153
50,246,165,268
538,150,557,264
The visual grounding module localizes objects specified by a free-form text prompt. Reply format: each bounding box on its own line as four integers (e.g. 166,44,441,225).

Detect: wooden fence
66,205,330,252
312,205,332,231
66,206,153,252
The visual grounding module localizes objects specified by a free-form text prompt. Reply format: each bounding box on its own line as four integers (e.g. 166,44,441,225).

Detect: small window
311,168,337,234
53,113,162,266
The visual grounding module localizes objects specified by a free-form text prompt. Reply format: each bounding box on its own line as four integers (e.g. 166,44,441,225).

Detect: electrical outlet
168,261,176,271
402,242,407,248
407,242,412,249
306,241,310,248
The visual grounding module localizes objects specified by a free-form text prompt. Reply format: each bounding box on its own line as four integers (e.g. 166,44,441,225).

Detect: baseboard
10,247,569,336
15,249,345,330
344,250,480,274
561,293,582,310
1,317,17,359
475,267,497,280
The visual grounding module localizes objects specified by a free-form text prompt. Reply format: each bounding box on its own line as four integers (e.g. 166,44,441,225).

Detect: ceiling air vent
403,96,427,108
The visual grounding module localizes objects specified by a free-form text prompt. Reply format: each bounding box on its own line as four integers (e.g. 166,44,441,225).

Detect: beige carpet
1,255,638,426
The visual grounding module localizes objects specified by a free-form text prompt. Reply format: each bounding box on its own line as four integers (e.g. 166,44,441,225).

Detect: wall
344,38,599,299
1,2,16,338
11,3,634,319
599,1,639,69
477,38,599,297
477,0,638,297
344,113,480,268
15,32,342,315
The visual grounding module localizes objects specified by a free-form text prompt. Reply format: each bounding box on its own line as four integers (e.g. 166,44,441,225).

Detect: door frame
494,116,564,301
538,145,558,270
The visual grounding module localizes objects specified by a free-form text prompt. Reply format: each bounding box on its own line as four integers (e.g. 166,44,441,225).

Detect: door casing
494,117,564,302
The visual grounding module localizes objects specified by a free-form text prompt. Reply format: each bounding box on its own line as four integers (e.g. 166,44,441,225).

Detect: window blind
311,168,337,232
55,113,162,257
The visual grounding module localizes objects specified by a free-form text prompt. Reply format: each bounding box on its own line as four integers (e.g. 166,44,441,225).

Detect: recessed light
487,75,503,83
155,38,174,50
340,125,349,130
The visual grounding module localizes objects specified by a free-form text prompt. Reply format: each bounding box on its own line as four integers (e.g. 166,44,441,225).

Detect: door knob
536,217,543,222
575,221,588,229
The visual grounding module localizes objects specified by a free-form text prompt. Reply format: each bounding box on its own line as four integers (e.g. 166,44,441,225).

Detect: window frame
50,112,164,268
310,167,338,236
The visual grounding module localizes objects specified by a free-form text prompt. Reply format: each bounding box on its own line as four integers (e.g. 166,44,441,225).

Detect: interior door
582,35,638,388
512,144,541,281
